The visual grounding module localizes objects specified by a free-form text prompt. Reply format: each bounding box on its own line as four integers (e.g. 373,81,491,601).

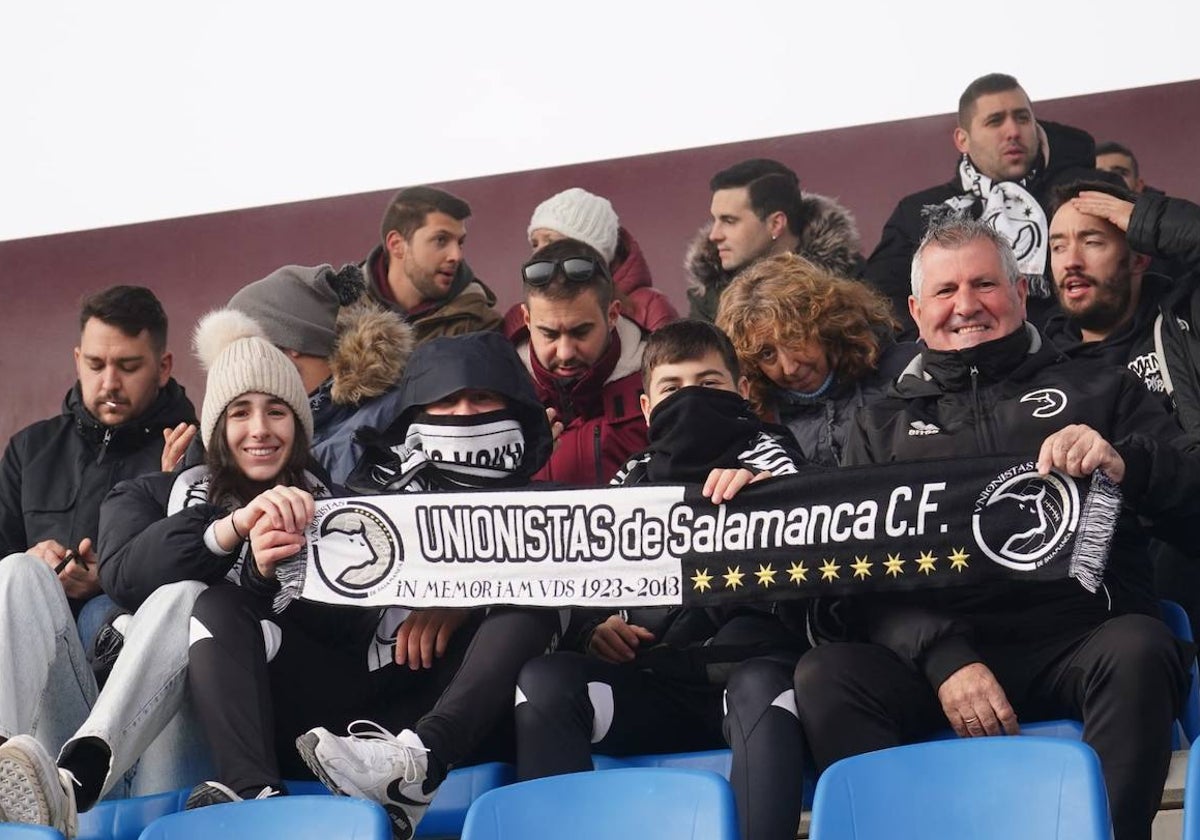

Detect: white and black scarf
945,155,1051,299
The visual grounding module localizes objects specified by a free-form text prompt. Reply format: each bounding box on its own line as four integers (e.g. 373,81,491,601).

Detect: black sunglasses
521,256,610,287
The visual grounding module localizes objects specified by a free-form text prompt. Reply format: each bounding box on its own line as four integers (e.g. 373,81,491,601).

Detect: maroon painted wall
2,78,1198,446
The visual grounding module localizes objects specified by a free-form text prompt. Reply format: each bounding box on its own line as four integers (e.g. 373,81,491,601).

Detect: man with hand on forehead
505,238,649,486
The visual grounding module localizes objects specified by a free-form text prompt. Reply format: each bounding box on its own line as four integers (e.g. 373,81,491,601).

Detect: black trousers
792,614,1190,840
515,651,806,840
189,584,559,796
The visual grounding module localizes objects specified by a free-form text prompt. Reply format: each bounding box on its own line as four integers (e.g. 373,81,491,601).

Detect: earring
771,234,778,241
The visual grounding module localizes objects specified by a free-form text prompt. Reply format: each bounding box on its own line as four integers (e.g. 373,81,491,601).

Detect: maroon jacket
504,312,649,486
611,228,678,331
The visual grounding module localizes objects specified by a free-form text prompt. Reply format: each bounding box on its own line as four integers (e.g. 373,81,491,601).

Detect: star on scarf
916,551,938,575
851,555,872,579
819,559,841,581
755,564,777,587
724,566,745,589
884,553,905,577
787,562,809,583
691,569,713,592
949,547,970,572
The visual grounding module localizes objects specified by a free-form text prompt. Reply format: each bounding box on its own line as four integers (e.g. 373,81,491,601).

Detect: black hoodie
348,331,553,493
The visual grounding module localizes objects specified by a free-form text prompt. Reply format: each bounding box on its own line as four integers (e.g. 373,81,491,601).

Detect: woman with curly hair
716,253,916,466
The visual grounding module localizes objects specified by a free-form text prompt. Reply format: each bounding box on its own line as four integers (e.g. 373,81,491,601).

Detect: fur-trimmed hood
329,300,414,406
684,192,865,321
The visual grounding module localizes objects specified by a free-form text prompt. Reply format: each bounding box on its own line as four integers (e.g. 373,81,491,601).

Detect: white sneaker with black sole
0,734,79,838
296,720,435,840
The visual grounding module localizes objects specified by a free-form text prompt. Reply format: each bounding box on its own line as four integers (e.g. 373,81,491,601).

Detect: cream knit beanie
528,188,620,263
193,309,314,449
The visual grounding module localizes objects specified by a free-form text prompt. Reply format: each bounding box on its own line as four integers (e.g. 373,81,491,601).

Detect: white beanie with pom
194,309,314,449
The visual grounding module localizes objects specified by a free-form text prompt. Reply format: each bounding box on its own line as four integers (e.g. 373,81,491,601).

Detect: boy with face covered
292,332,561,840
514,320,809,840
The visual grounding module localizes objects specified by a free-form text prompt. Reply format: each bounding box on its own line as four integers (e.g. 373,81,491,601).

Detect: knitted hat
228,264,365,358
528,188,619,263
193,309,314,449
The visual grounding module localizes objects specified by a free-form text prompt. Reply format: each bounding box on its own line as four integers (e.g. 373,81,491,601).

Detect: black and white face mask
399,409,526,486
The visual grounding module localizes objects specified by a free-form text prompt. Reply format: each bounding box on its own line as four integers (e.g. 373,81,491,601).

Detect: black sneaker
89,608,131,683
184,781,281,810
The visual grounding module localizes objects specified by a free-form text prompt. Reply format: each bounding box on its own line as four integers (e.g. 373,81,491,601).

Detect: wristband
231,515,247,541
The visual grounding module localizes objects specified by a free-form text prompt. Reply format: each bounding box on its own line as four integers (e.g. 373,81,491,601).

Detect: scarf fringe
273,548,308,613
1069,470,1122,593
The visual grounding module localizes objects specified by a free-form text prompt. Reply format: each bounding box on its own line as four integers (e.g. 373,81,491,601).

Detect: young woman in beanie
0,309,339,834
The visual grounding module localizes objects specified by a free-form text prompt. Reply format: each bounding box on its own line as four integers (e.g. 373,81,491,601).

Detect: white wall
3,0,1198,242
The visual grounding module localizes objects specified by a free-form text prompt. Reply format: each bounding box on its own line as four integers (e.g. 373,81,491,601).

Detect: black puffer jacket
775,341,918,467
0,380,195,578
842,325,1200,687
98,446,334,611
865,121,1096,338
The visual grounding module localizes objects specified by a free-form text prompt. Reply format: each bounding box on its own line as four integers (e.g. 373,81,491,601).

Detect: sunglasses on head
521,256,609,287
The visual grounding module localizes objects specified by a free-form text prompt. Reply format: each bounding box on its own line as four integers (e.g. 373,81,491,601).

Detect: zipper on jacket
593,425,603,484
968,366,997,453
95,427,113,465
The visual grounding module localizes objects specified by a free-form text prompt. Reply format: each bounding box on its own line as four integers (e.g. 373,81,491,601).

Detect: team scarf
165,464,331,589
947,155,1051,299
353,410,527,494
274,453,1121,612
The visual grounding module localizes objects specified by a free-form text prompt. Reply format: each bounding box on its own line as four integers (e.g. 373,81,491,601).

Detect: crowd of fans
1,71,1199,840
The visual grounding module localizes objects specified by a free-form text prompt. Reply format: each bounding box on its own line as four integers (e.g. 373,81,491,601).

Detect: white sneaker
296,720,435,840
0,734,79,837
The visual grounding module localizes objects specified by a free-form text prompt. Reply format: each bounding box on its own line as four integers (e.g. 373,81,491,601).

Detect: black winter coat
842,326,1200,688
98,453,335,613
865,121,1096,339
0,380,195,607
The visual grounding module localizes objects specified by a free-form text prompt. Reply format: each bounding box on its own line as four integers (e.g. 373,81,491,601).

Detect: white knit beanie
193,309,314,449
528,188,619,263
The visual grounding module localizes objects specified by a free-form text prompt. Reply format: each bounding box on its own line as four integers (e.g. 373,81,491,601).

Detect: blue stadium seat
1160,599,1200,746
594,747,816,808
460,768,738,840
0,827,67,839
78,762,513,840
78,789,190,840
809,737,1111,840
291,761,516,838
1180,744,1200,840
136,796,389,840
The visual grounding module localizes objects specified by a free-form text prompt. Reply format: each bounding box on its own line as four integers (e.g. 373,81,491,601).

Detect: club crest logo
1020,388,1068,418
311,502,402,598
972,464,1079,572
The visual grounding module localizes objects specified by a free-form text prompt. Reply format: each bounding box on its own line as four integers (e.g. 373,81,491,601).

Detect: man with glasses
506,239,649,486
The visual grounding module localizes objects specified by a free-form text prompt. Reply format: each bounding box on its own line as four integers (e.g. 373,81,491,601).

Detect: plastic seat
0,827,67,839
461,767,737,840
79,762,512,840
1160,599,1200,746
291,761,515,838
1180,744,1200,839
592,748,731,775
136,796,389,840
595,746,816,809
809,737,1111,840
78,789,191,840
